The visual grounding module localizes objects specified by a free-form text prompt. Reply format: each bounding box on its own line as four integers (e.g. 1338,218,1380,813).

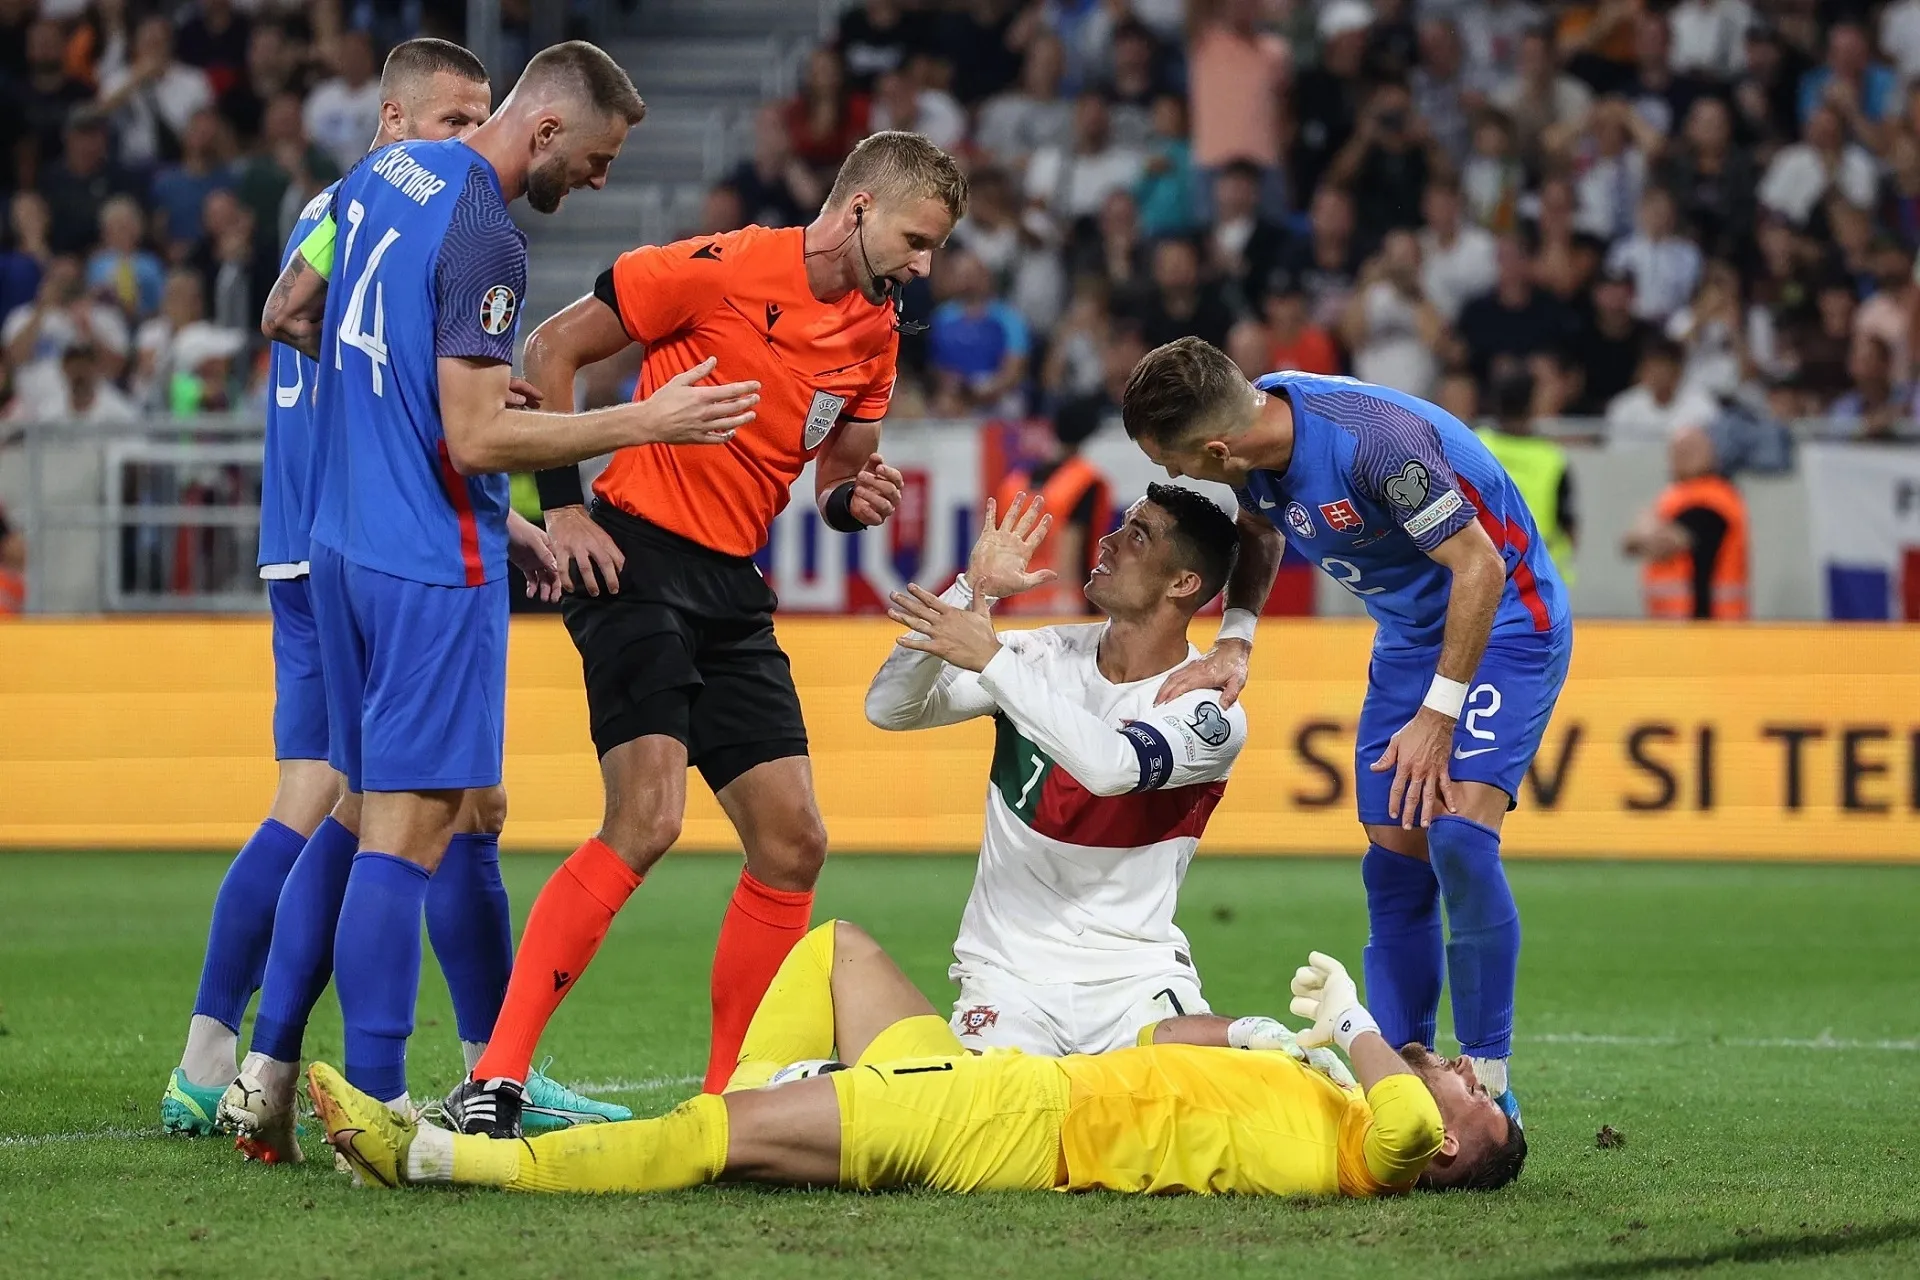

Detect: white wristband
1329,1005,1381,1053
1217,608,1257,646
1422,674,1468,719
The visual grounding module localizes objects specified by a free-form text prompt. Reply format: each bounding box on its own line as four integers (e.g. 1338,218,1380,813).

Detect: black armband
822,480,867,533
534,466,587,512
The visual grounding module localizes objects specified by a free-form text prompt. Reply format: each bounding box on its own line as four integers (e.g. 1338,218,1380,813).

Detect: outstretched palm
968,492,1056,600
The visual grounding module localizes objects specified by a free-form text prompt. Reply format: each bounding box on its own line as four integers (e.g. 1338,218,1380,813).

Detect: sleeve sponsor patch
1403,488,1464,539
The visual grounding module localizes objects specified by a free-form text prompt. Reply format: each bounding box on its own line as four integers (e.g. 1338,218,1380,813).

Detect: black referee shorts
561,502,807,793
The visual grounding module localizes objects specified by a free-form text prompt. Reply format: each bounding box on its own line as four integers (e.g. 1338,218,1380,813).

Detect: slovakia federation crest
479,284,517,336
1283,501,1316,539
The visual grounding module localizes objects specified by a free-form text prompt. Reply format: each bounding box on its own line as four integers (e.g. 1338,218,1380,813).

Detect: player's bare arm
1370,520,1505,831
439,354,759,475
521,293,641,595
815,418,903,529
1154,505,1282,707
260,251,328,359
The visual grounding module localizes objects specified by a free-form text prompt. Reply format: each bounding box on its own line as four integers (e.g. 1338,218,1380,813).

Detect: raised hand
966,492,1055,600
888,583,1002,673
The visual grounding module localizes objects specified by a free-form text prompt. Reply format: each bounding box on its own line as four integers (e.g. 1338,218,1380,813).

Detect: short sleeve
434,167,527,364
847,334,900,421
604,240,730,345
1332,392,1477,552
1119,687,1247,791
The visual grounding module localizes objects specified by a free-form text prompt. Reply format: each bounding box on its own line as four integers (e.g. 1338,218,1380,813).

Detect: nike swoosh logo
274,352,304,408
1258,498,1277,509
1453,746,1497,759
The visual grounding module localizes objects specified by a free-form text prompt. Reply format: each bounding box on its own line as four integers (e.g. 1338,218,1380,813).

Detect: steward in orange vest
992,407,1112,616
1622,430,1749,619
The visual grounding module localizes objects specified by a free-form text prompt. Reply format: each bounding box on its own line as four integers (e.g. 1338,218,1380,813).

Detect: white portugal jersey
865,580,1249,986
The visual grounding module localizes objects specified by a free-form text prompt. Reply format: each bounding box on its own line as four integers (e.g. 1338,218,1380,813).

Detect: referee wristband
1217,608,1257,646
534,466,587,512
1423,674,1468,719
822,480,868,533
1329,1005,1381,1053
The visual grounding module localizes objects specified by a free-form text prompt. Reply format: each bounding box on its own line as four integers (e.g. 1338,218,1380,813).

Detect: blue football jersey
1241,371,1570,650
308,139,527,587
257,183,339,571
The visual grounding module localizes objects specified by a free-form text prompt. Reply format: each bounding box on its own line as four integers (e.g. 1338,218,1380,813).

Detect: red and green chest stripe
989,714,1226,850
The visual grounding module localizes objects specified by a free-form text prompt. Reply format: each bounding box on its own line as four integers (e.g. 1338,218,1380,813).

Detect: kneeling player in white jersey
867,486,1246,1056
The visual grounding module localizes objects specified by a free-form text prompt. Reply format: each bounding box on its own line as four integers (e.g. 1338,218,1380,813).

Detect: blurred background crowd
4,0,1920,619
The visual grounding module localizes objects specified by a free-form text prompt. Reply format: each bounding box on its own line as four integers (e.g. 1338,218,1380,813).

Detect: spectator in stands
1622,425,1749,620
62,0,133,94
1135,235,1232,352
1758,99,1873,222
1206,159,1283,319
151,108,234,253
1102,20,1163,150
1456,0,1532,97
995,369,1116,617
41,112,141,257
1271,183,1360,333
1731,21,1807,154
1620,9,1709,139
975,32,1071,170
175,0,251,99
1455,234,1576,389
220,21,301,145
786,47,870,175
1410,18,1473,169
163,321,245,415
0,500,23,615
1460,109,1525,235
1133,94,1195,238
85,194,164,319
1555,1,1640,98
3,255,130,390
836,0,928,94
0,192,53,324
1852,242,1911,384
1668,0,1752,80
727,104,822,230
1363,0,1419,82
1068,187,1148,315
1260,279,1342,376
96,15,214,168
1025,93,1143,230
13,18,93,185
1659,96,1757,263
1882,0,1920,86
691,183,745,238
1435,368,1480,425
1290,2,1369,212
1524,175,1601,311
1606,187,1703,325
1418,176,1497,326
1187,0,1291,218
1225,316,1272,378
304,30,381,175
1328,79,1437,251
1566,98,1658,243
1787,277,1861,406
938,0,1024,106
189,190,263,334
1798,20,1896,128
1492,29,1592,178
1605,334,1720,445
6,339,137,424
1665,259,1748,400
1341,228,1442,399
1823,334,1910,441
1040,279,1109,406
234,92,337,264
869,59,965,153
132,267,206,406
929,248,1030,418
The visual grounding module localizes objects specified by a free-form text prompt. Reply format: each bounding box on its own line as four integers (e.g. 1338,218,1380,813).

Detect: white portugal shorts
947,963,1211,1057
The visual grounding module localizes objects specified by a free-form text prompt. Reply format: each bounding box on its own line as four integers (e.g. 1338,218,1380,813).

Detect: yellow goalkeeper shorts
832,1014,1070,1193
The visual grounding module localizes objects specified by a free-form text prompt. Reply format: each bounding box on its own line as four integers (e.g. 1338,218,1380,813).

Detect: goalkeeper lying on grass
309,921,1525,1198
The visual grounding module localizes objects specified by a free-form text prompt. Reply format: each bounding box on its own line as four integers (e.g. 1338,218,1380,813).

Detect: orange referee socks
472,838,642,1084
703,870,814,1093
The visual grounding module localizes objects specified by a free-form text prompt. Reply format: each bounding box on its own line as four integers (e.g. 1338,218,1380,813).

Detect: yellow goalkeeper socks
442,1094,731,1194
725,919,839,1093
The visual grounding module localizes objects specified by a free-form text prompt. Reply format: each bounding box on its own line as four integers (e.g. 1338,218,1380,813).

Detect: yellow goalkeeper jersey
1055,1044,1443,1196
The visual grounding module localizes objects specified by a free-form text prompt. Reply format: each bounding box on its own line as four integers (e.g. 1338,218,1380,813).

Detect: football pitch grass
1,853,1916,1279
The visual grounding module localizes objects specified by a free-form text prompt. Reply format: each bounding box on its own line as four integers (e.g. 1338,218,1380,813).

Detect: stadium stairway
514,0,841,345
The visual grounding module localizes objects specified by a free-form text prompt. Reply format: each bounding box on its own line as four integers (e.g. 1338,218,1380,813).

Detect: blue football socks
333,851,431,1103
1360,842,1445,1050
1427,815,1521,1061
250,816,358,1062
425,832,514,1049
190,819,308,1032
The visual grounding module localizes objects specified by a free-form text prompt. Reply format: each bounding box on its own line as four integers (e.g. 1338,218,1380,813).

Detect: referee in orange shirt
447,133,968,1132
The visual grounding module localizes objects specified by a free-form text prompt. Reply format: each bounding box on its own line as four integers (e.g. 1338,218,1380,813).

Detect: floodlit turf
1,853,1917,1279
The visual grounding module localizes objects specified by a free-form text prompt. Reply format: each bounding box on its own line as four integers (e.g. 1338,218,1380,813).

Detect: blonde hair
826,131,969,220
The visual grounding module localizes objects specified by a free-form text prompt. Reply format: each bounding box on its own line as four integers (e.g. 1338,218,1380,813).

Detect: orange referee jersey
594,224,900,557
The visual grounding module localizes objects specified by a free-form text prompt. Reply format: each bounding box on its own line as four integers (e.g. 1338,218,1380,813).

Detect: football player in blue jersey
164,38,517,1141
1120,337,1573,1127
236,40,757,1156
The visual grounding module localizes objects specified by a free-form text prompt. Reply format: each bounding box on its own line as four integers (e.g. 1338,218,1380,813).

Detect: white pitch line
1531,1031,1920,1051
567,1074,703,1094
0,1125,153,1148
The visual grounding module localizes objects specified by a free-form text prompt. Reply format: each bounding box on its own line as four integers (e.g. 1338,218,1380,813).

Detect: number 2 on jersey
336,199,401,396
1320,556,1386,596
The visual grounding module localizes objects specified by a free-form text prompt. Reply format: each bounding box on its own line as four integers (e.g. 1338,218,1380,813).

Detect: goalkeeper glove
1289,951,1380,1052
